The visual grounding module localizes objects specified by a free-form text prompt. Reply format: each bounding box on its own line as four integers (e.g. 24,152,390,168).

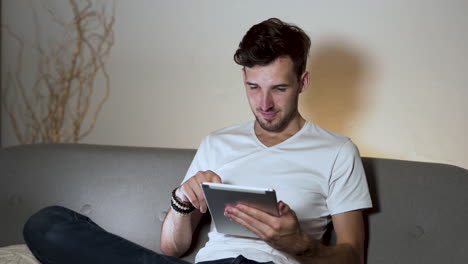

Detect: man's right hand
175,170,222,214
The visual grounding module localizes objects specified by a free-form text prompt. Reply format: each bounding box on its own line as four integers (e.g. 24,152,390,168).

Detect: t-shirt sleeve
326,140,372,215
181,136,211,184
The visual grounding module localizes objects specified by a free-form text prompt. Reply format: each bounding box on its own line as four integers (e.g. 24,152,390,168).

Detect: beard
254,99,299,132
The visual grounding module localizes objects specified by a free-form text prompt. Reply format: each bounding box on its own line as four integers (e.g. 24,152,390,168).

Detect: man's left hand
224,201,315,255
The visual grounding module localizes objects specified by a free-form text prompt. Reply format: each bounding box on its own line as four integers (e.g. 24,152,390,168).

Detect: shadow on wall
299,40,372,137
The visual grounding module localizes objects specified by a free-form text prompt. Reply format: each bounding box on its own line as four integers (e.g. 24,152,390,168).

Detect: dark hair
234,18,311,80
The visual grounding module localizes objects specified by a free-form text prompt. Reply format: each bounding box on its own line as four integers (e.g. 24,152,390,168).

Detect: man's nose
260,92,273,111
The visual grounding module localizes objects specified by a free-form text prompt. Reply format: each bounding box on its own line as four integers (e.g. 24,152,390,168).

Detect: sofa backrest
0,144,206,261
1,144,467,263
361,157,468,263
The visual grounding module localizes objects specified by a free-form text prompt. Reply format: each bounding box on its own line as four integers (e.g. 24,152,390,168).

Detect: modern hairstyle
234,18,311,80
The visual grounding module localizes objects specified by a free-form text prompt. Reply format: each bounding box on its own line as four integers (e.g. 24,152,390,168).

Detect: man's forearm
298,243,360,264
160,208,201,257
161,171,220,257
293,234,361,264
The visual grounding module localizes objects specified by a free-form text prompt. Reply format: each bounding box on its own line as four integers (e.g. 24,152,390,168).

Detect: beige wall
2,0,468,169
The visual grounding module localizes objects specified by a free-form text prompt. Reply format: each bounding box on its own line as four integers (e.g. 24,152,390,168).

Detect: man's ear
299,71,310,93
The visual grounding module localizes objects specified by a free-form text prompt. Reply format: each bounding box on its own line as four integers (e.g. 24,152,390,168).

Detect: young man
23,18,371,264
160,18,372,264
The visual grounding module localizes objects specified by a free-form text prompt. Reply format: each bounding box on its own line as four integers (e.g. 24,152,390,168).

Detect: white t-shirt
182,121,372,264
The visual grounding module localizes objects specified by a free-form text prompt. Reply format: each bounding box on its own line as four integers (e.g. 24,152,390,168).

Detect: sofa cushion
0,244,40,264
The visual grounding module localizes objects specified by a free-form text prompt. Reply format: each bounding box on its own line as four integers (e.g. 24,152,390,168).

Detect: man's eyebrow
245,81,290,87
272,84,290,87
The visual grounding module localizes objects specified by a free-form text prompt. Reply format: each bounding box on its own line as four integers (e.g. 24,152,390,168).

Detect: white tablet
201,182,278,238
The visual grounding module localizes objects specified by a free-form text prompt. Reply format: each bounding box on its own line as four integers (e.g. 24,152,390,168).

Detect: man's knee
23,205,75,247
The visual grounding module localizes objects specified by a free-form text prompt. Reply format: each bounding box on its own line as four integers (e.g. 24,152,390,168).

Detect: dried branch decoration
1,0,115,144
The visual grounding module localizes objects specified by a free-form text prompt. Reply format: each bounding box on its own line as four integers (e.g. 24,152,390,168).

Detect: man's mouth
259,110,278,120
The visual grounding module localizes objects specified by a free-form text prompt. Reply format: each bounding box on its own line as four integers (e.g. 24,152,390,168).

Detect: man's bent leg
23,206,191,264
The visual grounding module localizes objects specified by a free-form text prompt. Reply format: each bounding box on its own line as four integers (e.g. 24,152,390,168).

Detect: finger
225,206,269,240
185,172,208,210
182,170,223,214
236,203,279,224
187,179,206,211
205,170,222,183
278,201,291,215
197,171,222,213
232,204,280,236
192,178,208,213
179,183,200,209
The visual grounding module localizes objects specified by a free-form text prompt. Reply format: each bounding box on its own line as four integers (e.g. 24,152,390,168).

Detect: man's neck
254,115,306,147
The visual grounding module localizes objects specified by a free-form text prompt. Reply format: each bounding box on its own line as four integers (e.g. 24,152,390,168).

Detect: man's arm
297,210,365,264
160,208,203,257
160,170,222,257
225,202,366,264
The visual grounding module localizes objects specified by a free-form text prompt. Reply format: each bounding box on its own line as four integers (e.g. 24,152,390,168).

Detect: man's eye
276,87,287,92
249,86,258,90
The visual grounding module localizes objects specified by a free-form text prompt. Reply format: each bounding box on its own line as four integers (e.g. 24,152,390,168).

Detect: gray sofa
1,143,467,263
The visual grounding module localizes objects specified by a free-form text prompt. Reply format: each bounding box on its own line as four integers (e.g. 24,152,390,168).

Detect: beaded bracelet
171,187,195,216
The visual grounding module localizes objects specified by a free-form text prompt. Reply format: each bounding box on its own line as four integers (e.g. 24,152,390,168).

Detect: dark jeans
23,206,274,264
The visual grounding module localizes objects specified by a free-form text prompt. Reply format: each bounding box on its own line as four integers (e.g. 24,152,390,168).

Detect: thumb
278,201,291,215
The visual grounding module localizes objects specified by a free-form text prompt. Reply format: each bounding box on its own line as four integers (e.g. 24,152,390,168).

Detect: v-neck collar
250,121,310,149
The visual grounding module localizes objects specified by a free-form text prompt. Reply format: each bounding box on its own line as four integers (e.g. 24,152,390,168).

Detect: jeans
23,206,274,264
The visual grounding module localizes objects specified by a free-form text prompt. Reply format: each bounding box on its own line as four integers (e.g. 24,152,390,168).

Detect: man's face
243,56,308,132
